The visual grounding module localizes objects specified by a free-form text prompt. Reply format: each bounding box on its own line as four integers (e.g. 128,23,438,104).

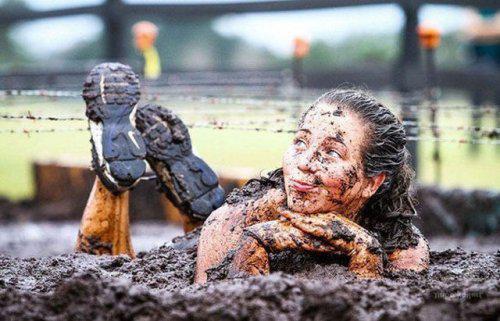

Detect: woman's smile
290,179,318,192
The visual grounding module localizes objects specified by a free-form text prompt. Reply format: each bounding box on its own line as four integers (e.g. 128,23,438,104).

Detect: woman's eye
327,150,341,158
294,139,307,149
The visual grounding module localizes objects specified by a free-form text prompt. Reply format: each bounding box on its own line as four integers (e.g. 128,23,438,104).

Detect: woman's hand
243,188,287,225
229,207,383,279
227,219,337,279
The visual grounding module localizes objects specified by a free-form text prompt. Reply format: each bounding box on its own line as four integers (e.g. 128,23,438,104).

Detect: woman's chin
286,197,323,214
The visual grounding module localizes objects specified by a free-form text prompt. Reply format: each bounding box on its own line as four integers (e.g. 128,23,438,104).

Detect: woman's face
283,103,380,217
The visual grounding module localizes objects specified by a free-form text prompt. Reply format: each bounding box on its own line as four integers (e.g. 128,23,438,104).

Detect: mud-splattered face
283,103,379,218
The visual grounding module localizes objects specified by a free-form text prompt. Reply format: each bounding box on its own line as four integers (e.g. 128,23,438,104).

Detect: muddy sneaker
83,63,147,194
136,104,225,220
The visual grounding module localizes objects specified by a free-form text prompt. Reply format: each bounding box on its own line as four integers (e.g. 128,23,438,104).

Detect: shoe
135,104,225,220
83,62,147,194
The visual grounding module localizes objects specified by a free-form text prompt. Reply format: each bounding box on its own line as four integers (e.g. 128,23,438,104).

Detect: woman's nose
298,151,318,173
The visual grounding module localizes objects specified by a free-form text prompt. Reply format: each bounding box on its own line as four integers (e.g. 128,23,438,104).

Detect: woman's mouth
290,179,317,192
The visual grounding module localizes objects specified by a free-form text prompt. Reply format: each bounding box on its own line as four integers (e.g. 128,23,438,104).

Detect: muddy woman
195,89,429,282
74,64,428,280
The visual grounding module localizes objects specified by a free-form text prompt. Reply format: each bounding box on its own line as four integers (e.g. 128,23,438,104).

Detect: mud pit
1,229,498,321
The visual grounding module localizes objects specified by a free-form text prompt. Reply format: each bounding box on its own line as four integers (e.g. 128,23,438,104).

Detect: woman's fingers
272,207,383,278
277,208,342,240
245,220,336,253
277,207,379,253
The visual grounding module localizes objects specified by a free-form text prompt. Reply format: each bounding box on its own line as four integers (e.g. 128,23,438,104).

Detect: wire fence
1,128,498,145
1,87,499,146
1,112,498,138
1,89,499,113
1,115,499,145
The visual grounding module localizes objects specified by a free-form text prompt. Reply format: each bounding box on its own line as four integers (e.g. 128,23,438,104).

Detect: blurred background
0,0,498,256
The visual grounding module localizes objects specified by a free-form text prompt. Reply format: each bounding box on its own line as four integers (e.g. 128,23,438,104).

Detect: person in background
132,21,162,80
292,36,310,88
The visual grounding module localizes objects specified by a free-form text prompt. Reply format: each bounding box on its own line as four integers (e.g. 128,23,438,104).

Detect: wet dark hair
300,88,420,252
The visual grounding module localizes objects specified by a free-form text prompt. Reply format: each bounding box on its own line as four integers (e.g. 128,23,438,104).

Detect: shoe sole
136,104,225,220
83,63,147,194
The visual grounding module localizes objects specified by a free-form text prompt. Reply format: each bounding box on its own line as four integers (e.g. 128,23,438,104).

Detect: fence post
396,3,422,173
103,0,126,60
418,24,442,184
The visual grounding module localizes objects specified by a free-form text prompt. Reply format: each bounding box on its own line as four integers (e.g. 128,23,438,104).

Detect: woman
195,89,429,283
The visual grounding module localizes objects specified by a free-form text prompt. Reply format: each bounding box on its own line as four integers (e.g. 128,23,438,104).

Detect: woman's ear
362,172,386,198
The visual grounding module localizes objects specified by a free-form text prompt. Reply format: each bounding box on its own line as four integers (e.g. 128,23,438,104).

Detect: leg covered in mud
76,63,146,257
136,104,225,230
75,178,135,257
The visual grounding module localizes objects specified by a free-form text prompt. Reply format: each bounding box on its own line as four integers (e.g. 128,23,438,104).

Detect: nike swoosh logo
128,131,140,149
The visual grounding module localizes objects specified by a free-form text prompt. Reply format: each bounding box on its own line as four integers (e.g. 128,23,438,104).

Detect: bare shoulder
203,186,286,230
387,226,430,272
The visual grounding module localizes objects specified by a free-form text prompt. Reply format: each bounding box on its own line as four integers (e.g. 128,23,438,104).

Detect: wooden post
102,0,126,60
396,3,421,173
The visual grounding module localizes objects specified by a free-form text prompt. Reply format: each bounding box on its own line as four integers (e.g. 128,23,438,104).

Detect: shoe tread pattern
83,63,146,193
136,104,225,220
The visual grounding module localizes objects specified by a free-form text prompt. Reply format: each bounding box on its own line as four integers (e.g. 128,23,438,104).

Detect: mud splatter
334,131,345,144
346,167,358,188
332,108,343,117
326,220,356,242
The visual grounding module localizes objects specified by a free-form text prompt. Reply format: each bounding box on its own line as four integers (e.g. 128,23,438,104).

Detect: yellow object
143,46,161,80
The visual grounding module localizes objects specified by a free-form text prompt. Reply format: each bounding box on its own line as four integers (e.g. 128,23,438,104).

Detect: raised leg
76,178,135,257
136,104,225,228
76,62,147,257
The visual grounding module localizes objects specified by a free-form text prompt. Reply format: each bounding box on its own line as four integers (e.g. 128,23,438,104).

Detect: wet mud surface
1,229,498,321
0,221,183,257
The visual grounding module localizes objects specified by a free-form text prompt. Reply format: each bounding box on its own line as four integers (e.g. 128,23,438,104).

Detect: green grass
0,96,498,200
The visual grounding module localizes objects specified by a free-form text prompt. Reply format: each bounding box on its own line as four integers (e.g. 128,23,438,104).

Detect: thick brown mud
0,229,498,321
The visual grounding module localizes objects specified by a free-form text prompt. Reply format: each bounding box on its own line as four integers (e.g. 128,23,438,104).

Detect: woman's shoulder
225,168,285,206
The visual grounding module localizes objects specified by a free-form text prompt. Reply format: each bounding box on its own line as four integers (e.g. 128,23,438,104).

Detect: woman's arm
226,211,384,279
194,188,286,284
278,209,384,278
283,210,429,273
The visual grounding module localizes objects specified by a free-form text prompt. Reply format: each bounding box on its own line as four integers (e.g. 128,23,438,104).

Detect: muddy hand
244,188,287,225
245,220,337,253
227,219,335,279
277,207,383,278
